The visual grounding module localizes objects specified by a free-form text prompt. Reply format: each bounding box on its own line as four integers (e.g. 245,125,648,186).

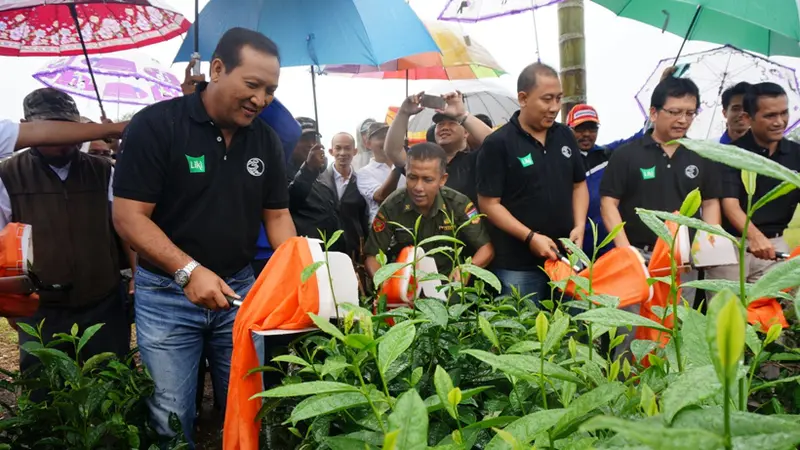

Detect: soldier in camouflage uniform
365,142,494,278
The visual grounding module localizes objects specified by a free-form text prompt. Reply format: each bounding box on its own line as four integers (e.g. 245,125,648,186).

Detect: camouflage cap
23,88,80,122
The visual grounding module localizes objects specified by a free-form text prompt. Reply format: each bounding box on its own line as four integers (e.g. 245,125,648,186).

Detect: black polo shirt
723,131,800,237
476,112,586,270
113,83,289,277
445,149,478,204
599,132,722,248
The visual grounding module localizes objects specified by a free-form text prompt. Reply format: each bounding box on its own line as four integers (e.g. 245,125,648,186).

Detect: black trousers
18,289,131,374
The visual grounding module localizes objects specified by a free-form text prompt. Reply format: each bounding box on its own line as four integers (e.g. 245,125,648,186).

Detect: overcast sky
0,0,796,146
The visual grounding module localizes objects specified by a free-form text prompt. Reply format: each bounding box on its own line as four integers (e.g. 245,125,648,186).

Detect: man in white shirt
356,122,406,221
351,118,375,171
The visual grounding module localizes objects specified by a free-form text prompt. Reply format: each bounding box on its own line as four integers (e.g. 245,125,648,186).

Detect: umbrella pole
405,70,409,97
673,5,701,65
310,65,319,126
193,0,199,52
531,3,541,62
68,5,105,119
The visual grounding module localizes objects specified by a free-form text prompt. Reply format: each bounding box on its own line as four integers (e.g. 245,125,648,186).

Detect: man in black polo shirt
720,82,752,144
476,62,589,302
600,76,722,303
385,91,493,204
708,82,800,282
112,28,295,445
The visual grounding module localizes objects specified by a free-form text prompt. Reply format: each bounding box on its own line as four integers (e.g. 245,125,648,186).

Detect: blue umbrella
174,0,437,124
174,0,438,68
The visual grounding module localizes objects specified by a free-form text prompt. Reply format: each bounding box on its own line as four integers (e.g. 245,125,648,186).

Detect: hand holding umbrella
181,60,206,96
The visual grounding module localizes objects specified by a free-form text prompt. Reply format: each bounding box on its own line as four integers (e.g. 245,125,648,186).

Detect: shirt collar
509,110,559,143
187,82,254,131
735,130,790,156
405,190,445,218
332,164,350,181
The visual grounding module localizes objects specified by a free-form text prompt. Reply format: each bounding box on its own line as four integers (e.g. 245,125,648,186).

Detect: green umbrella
592,0,800,59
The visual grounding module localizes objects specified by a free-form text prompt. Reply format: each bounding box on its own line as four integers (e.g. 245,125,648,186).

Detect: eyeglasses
660,108,698,119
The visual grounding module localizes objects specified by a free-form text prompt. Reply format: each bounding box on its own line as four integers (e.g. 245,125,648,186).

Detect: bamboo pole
557,0,586,119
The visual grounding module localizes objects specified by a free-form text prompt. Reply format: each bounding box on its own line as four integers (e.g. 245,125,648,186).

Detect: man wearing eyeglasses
599,76,722,300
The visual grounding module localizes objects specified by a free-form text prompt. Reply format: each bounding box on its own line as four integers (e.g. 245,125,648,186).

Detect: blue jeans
495,268,553,307
134,265,255,448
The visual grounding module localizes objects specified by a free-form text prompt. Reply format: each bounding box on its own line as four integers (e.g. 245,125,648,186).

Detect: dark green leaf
77,323,104,355
251,381,358,399
271,354,311,367
289,392,370,424
485,409,566,450
678,138,800,189
388,389,428,450
574,308,670,333
81,352,116,374
308,313,346,341
673,407,800,450
752,181,797,212
461,349,582,384
416,298,448,328
639,209,737,243
635,210,673,247
552,382,626,438
378,320,416,375
374,262,411,288
661,365,722,423
581,415,723,449
459,263,502,292
325,230,344,250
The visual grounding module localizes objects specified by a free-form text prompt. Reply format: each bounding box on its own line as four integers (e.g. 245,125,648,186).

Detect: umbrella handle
68,5,106,119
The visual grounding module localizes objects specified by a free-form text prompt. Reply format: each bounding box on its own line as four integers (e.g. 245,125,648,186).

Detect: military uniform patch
372,212,386,232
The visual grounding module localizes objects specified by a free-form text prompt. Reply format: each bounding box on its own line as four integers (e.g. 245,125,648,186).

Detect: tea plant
0,321,188,450
251,138,800,450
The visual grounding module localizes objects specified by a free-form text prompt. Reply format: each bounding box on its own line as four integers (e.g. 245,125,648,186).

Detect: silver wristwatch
174,260,200,288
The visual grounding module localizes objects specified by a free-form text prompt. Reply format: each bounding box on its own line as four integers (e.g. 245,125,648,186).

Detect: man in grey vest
0,88,130,373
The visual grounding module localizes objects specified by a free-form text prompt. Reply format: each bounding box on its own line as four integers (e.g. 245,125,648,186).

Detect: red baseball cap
566,104,600,128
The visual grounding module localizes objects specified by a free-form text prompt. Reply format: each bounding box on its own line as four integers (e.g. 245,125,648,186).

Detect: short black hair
407,142,447,175
517,62,559,93
650,76,700,110
743,82,787,116
721,82,751,110
474,113,493,128
212,27,280,73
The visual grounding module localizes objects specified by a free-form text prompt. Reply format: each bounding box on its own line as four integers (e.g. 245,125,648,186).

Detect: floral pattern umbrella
437,0,564,23
0,0,190,56
33,53,182,106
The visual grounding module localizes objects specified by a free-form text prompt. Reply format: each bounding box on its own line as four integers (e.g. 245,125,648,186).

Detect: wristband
457,113,469,126
393,165,406,176
524,230,535,246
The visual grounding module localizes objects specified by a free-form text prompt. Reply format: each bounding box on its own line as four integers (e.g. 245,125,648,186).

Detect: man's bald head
331,132,355,147
329,132,358,170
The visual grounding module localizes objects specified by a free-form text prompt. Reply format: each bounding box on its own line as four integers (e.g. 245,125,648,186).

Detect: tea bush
256,139,800,450
0,322,188,450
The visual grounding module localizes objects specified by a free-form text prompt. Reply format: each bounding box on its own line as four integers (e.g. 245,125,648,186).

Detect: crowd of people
0,25,797,447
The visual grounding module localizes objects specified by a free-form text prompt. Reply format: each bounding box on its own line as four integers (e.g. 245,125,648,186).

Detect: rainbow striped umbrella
322,21,505,82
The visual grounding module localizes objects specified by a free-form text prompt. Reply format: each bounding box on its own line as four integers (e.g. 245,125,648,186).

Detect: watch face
175,269,189,287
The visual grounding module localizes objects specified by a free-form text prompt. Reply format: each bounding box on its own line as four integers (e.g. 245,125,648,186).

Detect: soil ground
0,319,223,450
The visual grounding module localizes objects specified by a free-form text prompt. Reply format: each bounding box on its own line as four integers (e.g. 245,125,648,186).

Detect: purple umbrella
437,0,564,23
33,54,183,107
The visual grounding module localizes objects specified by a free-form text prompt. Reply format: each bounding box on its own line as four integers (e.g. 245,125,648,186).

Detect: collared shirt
356,158,406,222
332,164,351,200
0,155,114,228
600,132,722,248
723,130,800,237
365,186,490,275
113,83,289,277
0,120,19,160
476,112,586,270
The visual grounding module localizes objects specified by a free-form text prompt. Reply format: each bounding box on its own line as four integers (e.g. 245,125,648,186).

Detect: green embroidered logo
186,155,206,174
518,153,534,168
640,166,656,180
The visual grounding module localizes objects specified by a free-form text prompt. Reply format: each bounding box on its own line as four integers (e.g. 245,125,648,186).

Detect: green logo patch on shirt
640,166,656,180
186,155,206,173
518,153,534,168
